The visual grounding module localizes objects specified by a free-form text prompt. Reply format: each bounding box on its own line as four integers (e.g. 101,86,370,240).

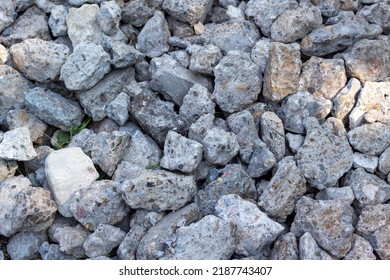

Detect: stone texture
358,3,390,34
188,113,215,144
25,87,84,131
0,176,57,237
161,215,235,260
270,233,299,260
356,204,390,238
291,196,354,258
0,0,16,34
110,41,145,68
212,51,261,113
344,234,376,260
6,109,47,143
106,92,130,126
202,128,239,165
263,42,302,102
353,152,378,173
45,147,99,217
60,42,111,91
258,156,306,221
299,232,333,260
286,133,305,154
379,146,390,176
299,56,347,100
369,224,390,260
260,112,285,161
196,164,257,215
7,231,47,260
69,180,129,231
0,127,36,161
0,44,9,64
296,117,353,189
311,0,341,16
98,1,121,36
188,44,223,75
332,78,361,126
49,224,89,258
39,242,76,260
0,159,18,181
122,0,156,27
247,140,277,178
163,0,213,25
216,194,284,257
316,186,355,205
251,39,272,73
48,5,68,37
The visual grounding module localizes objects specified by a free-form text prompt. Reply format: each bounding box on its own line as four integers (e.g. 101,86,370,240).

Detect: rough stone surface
6,109,47,143
39,242,76,260
110,41,145,68
250,39,272,73
263,42,302,102
98,1,121,36
122,0,156,27
49,224,89,258
0,159,18,181
356,204,390,238
369,224,390,260
7,231,47,260
106,92,130,126
0,0,16,34
202,128,239,165
344,234,376,260
379,146,390,176
188,44,223,75
358,3,390,34
352,153,378,173
260,112,285,161
0,127,36,161
315,186,355,205
247,140,277,178
188,113,215,144
45,147,99,217
270,233,299,260
163,0,213,25
216,194,284,257
48,5,68,37
332,78,361,126
299,232,333,260
285,133,305,154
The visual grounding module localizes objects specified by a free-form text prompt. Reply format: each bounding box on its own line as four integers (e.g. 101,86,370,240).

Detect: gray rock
49,224,89,258
245,0,298,36
247,140,277,178
45,147,99,217
0,127,36,161
188,44,223,75
136,203,203,260
226,5,245,20
98,1,121,36
356,204,390,238
162,0,213,25
310,0,340,16
0,6,50,48
218,0,238,7
130,90,188,146
202,19,260,54
83,224,126,258
344,234,376,260
369,224,390,259
250,39,272,73
271,6,322,43
349,82,390,129
347,123,390,156
106,92,130,126
296,117,353,189
286,133,305,154
196,164,257,215
188,113,215,143
0,0,16,33
39,242,76,260
332,78,361,126
299,232,333,260
0,43,9,64
291,196,354,258
344,168,390,207
260,112,285,161
202,127,239,165
193,160,215,181
301,16,382,56
122,170,197,212
379,146,390,176
258,156,306,221
25,87,84,131
150,54,213,106
136,11,170,58
122,0,156,27
9,39,70,83
110,41,145,68
299,56,347,100
340,0,359,11
48,5,68,37
7,109,47,143
316,186,355,204
7,231,47,260
263,42,302,102
0,159,18,181
179,84,215,124
326,10,356,24
69,180,129,231
160,131,203,173
0,250,3,260
215,194,284,257
227,110,259,163
270,233,299,260
66,4,103,46
77,68,135,121
0,176,57,237
0,65,32,126
353,153,378,173
212,51,261,113
68,129,96,156
171,20,194,38
358,3,390,34
166,50,190,66
162,215,235,260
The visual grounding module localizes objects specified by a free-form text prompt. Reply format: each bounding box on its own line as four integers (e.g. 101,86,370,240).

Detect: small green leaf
70,117,92,136
146,160,160,170
56,130,72,149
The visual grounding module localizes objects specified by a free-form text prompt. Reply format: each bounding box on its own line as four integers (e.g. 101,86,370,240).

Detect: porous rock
162,0,213,25
270,233,299,260
299,232,333,260
260,111,285,161
6,109,47,143
202,128,239,165
0,127,36,161
332,78,361,126
7,231,47,260
344,234,376,260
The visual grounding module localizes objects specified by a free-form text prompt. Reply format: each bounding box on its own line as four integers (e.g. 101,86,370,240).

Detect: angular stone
258,156,306,220
0,159,18,181
45,147,99,217
379,146,390,175
7,231,47,260
270,233,298,260
188,44,223,75
69,180,129,231
60,42,111,91
247,140,277,178
216,194,284,257
301,16,382,56
0,0,16,33
83,224,126,258
245,0,298,36
98,1,121,36
299,232,333,260
286,133,305,154
163,0,213,25
0,127,36,161
299,56,347,100
137,203,202,260
263,42,302,102
202,128,239,165
212,51,261,113
344,234,376,260
122,170,197,212
49,224,89,258
196,164,257,215
332,78,361,126
369,224,390,260
168,50,190,68
150,54,213,106
358,3,390,34
260,111,285,161
347,123,390,156
296,117,353,189
251,39,272,73
0,6,50,48
0,43,9,64
110,41,145,68
77,68,134,121
106,92,130,126
130,91,188,146
316,186,355,205
39,242,76,260
0,176,57,237
310,0,340,17
48,5,68,37
202,19,260,54
136,11,170,58
353,152,378,173
25,87,84,131
7,109,47,143
66,4,102,46
122,0,156,27
271,6,322,43
291,196,354,258
356,204,390,238
188,113,214,143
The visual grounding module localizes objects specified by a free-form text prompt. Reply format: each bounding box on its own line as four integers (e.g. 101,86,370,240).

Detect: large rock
251,39,272,73
188,44,223,75
357,3,390,34
0,0,16,33
48,5,68,37
45,147,99,217
162,0,213,25
122,0,156,27
332,78,361,126
7,231,47,260
202,128,239,165
0,127,36,161
247,139,277,178
344,234,376,260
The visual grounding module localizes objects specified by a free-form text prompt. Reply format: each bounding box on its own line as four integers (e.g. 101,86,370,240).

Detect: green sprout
146,160,160,170
53,117,92,149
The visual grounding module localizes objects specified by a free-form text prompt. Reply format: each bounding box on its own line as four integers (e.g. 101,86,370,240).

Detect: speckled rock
285,133,305,154
310,0,340,16
344,234,376,260
356,204,390,238
202,128,239,165
247,140,277,178
0,159,18,181
369,224,390,260
39,242,76,260
299,232,333,260
122,0,156,27
216,194,284,257
250,39,272,73
188,44,223,75
332,78,361,126
7,231,47,260
316,186,355,205
162,0,213,25
6,109,47,143
352,153,378,173
0,127,36,161
106,92,130,126
379,146,390,176
49,224,90,258
0,0,16,33
358,3,390,34
270,232,298,260
48,5,68,37
260,112,285,161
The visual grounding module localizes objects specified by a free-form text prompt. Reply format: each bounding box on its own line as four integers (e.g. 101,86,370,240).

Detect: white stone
353,152,378,173
0,127,36,161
